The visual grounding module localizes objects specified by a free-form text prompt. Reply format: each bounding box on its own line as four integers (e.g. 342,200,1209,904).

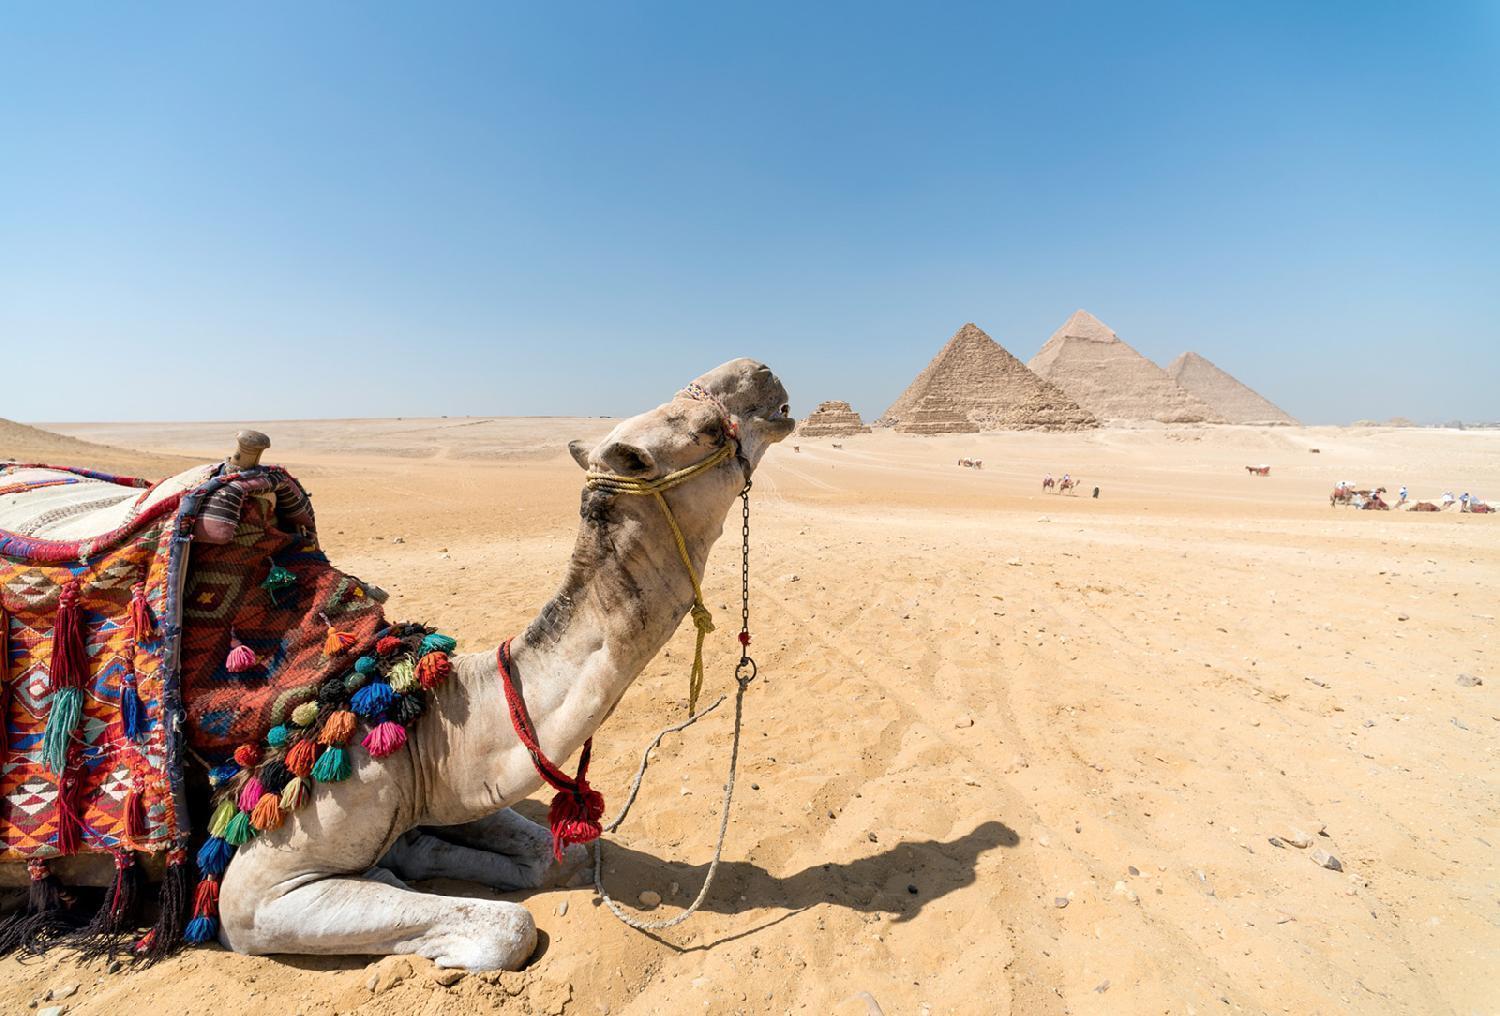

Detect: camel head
567,358,794,481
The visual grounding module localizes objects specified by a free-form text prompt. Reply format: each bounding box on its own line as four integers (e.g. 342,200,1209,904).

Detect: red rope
497,639,604,860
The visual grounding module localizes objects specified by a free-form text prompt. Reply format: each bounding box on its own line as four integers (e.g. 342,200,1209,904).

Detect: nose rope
585,440,734,714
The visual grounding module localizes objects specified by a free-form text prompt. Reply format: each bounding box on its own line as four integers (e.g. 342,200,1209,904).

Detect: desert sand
2,416,1497,1015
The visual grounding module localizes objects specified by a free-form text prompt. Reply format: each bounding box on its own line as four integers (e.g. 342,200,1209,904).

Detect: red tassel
546,783,605,861
233,744,261,769
129,582,153,640
192,875,219,918
49,580,88,692
55,773,83,855
124,781,146,840
375,635,402,657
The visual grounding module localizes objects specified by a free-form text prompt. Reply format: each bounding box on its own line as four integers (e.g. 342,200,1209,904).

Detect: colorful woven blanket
0,462,455,959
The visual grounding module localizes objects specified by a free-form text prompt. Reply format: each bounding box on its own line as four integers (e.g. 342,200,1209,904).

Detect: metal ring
734,657,757,683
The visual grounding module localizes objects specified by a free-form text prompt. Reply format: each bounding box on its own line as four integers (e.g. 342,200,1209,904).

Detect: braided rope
592,673,749,930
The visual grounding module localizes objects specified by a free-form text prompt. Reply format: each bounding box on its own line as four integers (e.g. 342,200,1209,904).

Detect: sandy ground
3,418,1498,1016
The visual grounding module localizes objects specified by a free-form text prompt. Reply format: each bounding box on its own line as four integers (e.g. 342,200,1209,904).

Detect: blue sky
1,3,1496,425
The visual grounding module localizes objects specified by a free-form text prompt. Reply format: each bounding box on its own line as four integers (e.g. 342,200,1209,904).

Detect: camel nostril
778,403,790,418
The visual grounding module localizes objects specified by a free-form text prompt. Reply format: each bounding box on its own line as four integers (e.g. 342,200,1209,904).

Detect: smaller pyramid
893,394,979,434
879,323,1097,431
1029,311,1223,423
1167,352,1298,425
797,400,872,437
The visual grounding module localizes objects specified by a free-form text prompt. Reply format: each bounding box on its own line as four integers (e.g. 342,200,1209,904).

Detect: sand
3,418,1498,1015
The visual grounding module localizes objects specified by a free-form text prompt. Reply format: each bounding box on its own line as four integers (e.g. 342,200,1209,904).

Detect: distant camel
1245,465,1270,476
957,458,983,469
1332,485,1385,507
1059,477,1077,495
1042,476,1055,491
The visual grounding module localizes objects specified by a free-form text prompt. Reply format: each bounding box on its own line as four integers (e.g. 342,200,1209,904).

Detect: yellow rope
585,442,734,714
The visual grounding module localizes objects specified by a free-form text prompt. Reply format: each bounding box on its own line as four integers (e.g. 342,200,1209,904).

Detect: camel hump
230,429,271,470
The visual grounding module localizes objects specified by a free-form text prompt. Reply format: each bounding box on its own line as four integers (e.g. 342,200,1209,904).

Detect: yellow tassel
387,658,418,693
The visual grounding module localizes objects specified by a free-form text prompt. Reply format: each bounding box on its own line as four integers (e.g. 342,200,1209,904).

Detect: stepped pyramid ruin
797,400,872,436
878,323,1098,431
1028,311,1223,423
1167,352,1299,425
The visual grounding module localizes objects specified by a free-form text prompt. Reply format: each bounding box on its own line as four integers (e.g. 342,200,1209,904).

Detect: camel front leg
382,829,549,891
425,807,589,887
218,870,536,970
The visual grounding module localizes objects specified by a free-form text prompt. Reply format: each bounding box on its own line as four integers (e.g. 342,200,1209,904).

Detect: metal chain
592,479,757,930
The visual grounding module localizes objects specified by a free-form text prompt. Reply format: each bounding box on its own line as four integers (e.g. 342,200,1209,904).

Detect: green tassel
387,658,418,694
42,686,83,774
223,811,256,846
261,564,296,604
291,701,320,727
343,671,367,693
208,798,237,838
420,632,456,656
266,724,289,747
311,747,350,783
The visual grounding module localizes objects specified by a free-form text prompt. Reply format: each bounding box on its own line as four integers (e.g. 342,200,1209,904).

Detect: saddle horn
228,430,271,471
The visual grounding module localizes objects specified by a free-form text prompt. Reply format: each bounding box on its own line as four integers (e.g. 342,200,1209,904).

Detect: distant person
1441,491,1455,506
1460,492,1471,511
1092,486,1100,499
1398,485,1408,504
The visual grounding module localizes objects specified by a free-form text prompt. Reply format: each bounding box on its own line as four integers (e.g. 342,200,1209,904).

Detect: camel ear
567,440,592,470
596,440,656,478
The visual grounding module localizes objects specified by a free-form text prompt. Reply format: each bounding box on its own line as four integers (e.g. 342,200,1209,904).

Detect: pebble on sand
1310,848,1343,871
1456,673,1483,687
638,890,662,908
954,716,974,728
1054,897,1069,909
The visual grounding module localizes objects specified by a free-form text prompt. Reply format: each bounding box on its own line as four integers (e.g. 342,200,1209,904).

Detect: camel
1245,465,1270,476
4,358,793,971
1058,477,1077,495
1042,475,1055,491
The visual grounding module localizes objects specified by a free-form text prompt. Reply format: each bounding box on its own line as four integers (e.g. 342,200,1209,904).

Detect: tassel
310,746,350,783
284,739,316,777
208,761,240,787
77,851,139,961
387,658,418,693
55,773,84,855
290,701,320,727
223,811,255,847
124,782,147,840
225,640,257,674
317,677,346,704
261,562,296,604
266,724,289,747
0,859,69,956
416,652,451,690
343,670,368,693
121,673,145,739
208,798,237,838
420,632,457,656
234,744,261,769
48,580,88,692
317,709,357,745
129,582,153,639
391,694,425,727
375,635,403,656
41,686,82,773
350,682,394,718
195,836,234,876
362,721,407,759
354,655,379,675
257,759,290,794
250,792,284,831
279,776,309,811
236,777,265,813
322,619,356,656
547,783,605,861
183,876,219,944
135,849,188,963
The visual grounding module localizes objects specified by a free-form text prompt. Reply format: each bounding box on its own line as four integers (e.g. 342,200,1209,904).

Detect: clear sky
2,3,1496,425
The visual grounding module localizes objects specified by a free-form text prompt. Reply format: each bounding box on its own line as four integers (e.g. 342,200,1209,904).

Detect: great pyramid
797,400,872,437
1028,310,1223,423
878,323,1098,431
1166,352,1299,425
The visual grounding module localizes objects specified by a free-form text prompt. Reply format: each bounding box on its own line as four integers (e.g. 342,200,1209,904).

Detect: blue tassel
354,655,379,675
350,682,395,718
266,724,289,747
122,677,144,739
420,632,456,656
208,762,240,786
195,836,234,876
184,914,218,943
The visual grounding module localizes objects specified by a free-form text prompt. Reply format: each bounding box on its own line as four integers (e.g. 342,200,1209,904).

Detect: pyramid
1028,311,1223,423
893,394,979,434
878,323,1098,431
1166,352,1298,425
797,400,872,437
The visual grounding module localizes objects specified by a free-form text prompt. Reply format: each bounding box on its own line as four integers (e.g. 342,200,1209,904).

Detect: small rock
750,782,760,791
392,536,405,544
1397,613,1409,622
638,890,661,909
556,900,568,916
782,574,800,583
868,832,878,843
430,967,465,987
1095,980,1110,993
106,960,122,974
47,986,79,1002
1457,673,1483,687
1452,717,1470,731
954,716,974,729
1310,849,1343,871
1305,676,1329,688
906,884,918,895
1362,719,1375,728
1054,897,1069,909
1267,836,1286,849
1006,558,1022,567
1127,865,1140,876
1283,830,1314,849
38,1008,65,1016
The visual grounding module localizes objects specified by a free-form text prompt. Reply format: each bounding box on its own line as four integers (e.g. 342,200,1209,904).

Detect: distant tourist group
1331,480,1491,513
